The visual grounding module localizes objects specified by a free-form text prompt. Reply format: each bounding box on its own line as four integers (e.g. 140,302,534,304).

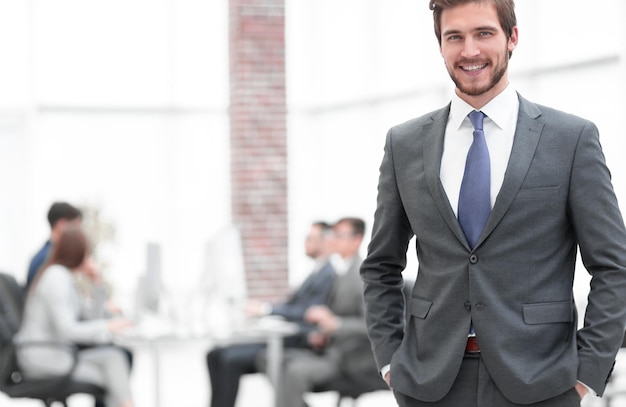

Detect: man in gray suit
360,1,626,406
207,221,336,407
273,217,377,407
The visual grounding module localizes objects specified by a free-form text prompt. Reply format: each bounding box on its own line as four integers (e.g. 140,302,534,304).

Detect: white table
115,316,298,407
210,317,299,407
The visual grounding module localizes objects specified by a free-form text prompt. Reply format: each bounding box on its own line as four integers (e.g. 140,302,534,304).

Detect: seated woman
15,225,134,407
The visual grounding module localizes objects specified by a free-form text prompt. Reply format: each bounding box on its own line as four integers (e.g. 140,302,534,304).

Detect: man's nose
461,38,480,58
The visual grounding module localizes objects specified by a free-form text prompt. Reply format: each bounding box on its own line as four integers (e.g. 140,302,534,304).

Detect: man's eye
479,31,493,37
447,35,461,41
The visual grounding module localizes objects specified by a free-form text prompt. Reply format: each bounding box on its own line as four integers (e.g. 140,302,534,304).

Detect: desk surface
114,314,299,344
113,315,298,407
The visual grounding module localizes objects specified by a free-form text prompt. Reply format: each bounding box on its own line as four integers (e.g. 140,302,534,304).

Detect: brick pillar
229,0,288,301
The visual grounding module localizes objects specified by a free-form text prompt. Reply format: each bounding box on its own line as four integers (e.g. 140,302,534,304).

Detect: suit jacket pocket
523,301,574,324
516,186,560,200
409,297,433,319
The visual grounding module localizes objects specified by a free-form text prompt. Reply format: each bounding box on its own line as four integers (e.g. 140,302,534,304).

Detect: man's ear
508,26,519,53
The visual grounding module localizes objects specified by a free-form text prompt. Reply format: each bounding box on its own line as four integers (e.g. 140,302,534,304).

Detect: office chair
0,272,105,406
312,368,389,406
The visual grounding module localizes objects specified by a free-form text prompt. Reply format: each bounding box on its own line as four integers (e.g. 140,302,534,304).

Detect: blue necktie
458,111,491,249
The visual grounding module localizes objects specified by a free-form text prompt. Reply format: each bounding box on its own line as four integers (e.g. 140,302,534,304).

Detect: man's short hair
312,221,332,235
334,217,366,238
429,0,517,58
47,202,83,228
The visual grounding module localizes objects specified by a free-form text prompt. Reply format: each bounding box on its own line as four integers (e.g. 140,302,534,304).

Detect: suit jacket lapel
476,94,544,247
423,105,470,247
420,95,544,250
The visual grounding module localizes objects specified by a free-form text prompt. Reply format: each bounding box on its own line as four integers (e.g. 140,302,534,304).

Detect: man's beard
448,54,508,97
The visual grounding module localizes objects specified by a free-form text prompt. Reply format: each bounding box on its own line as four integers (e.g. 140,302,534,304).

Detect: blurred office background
0,1,625,405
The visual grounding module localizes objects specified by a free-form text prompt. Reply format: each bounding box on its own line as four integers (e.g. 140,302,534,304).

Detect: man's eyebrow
474,25,499,32
442,25,500,37
442,29,461,37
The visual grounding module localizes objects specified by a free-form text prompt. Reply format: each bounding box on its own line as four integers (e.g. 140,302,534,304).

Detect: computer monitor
199,225,247,336
201,225,247,302
134,242,162,316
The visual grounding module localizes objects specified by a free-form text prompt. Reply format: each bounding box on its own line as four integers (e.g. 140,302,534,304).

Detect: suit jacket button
469,254,478,264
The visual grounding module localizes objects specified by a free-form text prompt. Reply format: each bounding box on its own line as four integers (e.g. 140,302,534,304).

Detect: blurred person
26,201,83,289
360,1,626,406
74,257,134,407
243,221,335,320
75,256,123,320
268,217,376,407
26,201,133,407
15,226,135,407
206,221,336,407
27,201,124,320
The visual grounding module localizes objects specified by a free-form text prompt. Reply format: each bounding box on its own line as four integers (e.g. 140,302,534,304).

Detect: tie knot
468,110,485,131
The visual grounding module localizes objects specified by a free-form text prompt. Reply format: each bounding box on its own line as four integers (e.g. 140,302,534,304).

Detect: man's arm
245,266,336,322
270,266,335,321
305,304,368,338
569,120,626,395
360,130,414,371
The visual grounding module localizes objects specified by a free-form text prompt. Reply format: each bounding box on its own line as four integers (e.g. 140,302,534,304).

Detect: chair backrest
0,272,106,405
0,273,24,345
0,272,26,392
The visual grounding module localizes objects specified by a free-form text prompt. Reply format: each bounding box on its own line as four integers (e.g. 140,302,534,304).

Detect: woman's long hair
29,225,89,292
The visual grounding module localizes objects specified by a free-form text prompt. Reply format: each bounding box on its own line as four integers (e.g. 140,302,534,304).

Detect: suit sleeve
569,121,626,394
270,267,335,322
360,130,414,371
270,302,309,322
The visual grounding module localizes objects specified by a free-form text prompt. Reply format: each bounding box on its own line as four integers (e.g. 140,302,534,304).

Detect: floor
2,343,626,407
0,338,394,407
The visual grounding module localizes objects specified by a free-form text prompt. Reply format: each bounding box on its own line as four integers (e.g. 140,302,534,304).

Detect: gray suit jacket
326,256,369,361
360,94,626,404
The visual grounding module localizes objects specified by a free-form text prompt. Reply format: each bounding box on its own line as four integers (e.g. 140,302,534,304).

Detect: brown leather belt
466,337,480,353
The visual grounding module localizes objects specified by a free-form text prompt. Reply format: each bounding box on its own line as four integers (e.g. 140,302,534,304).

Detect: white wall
0,0,230,309
285,0,626,292
0,0,624,307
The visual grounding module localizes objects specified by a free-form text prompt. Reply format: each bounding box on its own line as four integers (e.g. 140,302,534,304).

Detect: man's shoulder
390,105,450,134
518,94,595,128
299,262,336,287
317,261,337,277
27,241,52,283
30,242,50,263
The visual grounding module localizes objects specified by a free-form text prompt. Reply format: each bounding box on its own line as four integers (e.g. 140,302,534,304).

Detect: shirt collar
313,256,329,272
449,84,518,130
329,253,354,275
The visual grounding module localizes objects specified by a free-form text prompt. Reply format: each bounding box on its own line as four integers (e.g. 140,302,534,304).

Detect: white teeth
462,64,486,71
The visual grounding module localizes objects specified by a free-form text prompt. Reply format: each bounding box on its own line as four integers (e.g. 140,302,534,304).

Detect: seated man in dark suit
261,217,381,407
26,202,83,289
206,221,336,407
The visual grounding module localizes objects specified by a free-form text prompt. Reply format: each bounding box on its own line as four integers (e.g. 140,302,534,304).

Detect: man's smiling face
439,1,518,107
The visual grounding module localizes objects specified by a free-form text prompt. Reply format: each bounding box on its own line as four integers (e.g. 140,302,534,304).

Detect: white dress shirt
440,84,519,213
329,253,352,276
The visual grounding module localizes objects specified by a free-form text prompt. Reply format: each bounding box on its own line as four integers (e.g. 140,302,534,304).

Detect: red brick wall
229,0,288,301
